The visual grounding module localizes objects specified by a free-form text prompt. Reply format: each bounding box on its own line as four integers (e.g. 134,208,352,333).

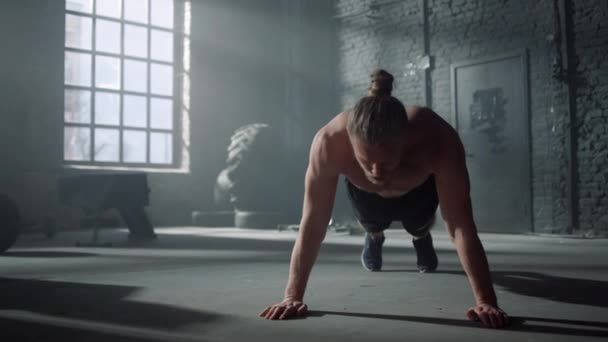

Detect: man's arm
261,131,339,320
284,132,339,301
433,129,509,328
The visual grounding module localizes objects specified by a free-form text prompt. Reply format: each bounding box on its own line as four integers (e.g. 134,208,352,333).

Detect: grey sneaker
412,232,438,273
361,233,385,272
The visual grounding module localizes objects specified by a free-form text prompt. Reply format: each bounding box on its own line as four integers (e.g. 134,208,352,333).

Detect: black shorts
345,175,439,236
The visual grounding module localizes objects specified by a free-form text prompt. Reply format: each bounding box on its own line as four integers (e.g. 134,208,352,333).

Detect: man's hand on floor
466,303,510,329
260,299,308,320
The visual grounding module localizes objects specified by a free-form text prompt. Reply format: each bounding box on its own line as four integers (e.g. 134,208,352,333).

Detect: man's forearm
453,229,497,306
283,222,326,301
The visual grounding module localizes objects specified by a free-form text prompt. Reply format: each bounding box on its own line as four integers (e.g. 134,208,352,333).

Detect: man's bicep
302,167,338,227
300,131,339,229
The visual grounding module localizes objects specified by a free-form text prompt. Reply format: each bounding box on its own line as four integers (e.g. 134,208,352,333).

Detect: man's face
351,136,404,185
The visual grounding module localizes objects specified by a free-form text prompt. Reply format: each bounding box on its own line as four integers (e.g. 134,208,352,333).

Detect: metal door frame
450,49,533,232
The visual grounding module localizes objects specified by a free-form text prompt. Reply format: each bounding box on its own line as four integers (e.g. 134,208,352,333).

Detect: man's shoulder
406,106,441,121
311,115,351,173
313,127,350,160
406,105,425,113
429,125,466,173
315,111,350,146
406,106,463,169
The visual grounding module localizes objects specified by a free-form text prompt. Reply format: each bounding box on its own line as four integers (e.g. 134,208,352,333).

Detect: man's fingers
495,312,506,328
259,307,269,317
487,312,499,328
264,306,279,319
479,309,497,328
263,307,273,319
279,306,297,320
498,311,509,328
268,306,280,319
466,307,478,321
466,305,510,329
296,303,308,316
477,312,491,327
261,302,308,321
269,306,285,320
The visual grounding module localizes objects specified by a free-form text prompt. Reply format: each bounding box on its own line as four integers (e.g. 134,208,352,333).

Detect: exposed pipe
553,0,578,233
419,0,432,107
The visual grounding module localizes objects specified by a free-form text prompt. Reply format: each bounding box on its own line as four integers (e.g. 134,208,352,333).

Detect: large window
64,0,184,168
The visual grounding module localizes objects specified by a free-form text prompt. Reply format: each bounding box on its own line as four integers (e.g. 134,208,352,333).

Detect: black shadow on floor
0,317,208,342
309,311,608,337
0,277,224,331
383,270,608,308
3,251,98,258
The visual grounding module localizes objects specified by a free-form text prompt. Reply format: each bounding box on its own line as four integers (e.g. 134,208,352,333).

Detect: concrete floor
1,226,607,341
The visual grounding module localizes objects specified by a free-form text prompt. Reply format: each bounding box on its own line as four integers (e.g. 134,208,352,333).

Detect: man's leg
405,215,438,273
399,176,440,273
344,178,392,271
359,220,391,271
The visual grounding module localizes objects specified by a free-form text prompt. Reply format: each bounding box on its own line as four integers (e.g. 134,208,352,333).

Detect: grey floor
1,226,607,342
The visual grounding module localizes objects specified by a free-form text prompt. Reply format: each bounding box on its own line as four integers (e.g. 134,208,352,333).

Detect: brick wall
335,0,424,110
334,0,608,235
572,0,608,234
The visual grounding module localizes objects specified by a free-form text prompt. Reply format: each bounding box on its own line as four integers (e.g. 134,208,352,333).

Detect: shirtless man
260,69,510,329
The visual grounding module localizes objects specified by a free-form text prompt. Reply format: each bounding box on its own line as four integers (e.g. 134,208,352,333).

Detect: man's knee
402,214,435,238
359,220,391,234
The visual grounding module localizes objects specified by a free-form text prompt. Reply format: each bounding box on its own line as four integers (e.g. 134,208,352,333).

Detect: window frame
63,0,185,169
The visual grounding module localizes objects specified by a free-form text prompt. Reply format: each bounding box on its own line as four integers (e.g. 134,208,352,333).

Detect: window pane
150,98,172,129
124,24,148,58
124,0,148,24
124,95,147,127
183,36,190,72
64,126,91,161
65,51,92,86
66,0,93,13
184,0,191,35
124,59,148,93
65,89,91,124
123,130,147,163
96,19,121,54
94,128,120,162
150,132,172,164
65,14,92,50
95,91,120,125
151,0,173,29
151,29,173,62
150,63,172,96
95,56,121,90
96,0,122,18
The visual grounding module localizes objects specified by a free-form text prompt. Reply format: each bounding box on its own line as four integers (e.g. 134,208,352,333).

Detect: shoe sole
418,267,437,273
